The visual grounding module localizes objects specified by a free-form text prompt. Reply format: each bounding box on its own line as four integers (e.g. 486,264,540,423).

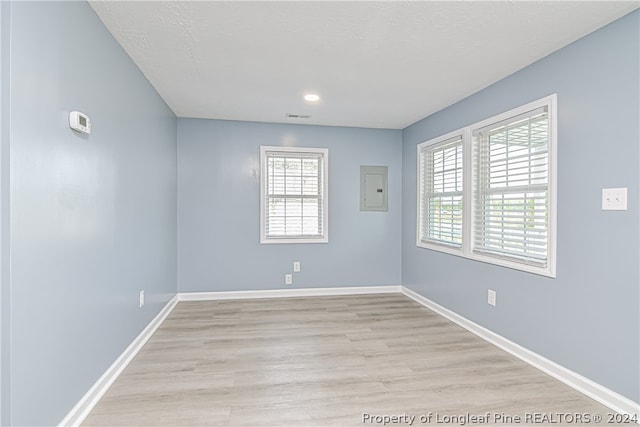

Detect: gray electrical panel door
360,166,388,211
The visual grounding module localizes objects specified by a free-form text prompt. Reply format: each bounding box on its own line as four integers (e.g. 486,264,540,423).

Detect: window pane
302,216,320,235
302,176,318,195
302,198,319,216
420,135,463,247
262,148,327,242
285,176,302,195
473,109,550,266
285,198,302,217
286,158,302,176
302,158,318,176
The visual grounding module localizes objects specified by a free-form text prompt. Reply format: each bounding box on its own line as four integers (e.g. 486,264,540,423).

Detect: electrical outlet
285,274,293,285
139,290,145,308
488,289,496,307
293,261,301,272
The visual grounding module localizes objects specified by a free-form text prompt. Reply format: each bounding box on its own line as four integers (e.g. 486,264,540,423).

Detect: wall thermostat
69,111,91,134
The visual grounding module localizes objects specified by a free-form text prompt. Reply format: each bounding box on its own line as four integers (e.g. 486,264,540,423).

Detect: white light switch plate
488,289,497,307
602,188,627,211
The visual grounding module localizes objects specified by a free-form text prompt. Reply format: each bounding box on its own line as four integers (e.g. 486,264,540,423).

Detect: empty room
0,1,639,426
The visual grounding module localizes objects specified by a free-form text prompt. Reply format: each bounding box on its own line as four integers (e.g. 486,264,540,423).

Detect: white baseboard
178,285,402,301
58,295,179,427
401,286,640,419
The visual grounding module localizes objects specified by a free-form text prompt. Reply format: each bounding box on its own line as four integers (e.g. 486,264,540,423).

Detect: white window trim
260,146,329,244
416,94,557,278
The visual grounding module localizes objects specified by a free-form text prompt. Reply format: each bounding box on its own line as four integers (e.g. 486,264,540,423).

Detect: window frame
260,146,329,244
416,129,468,257
416,94,557,278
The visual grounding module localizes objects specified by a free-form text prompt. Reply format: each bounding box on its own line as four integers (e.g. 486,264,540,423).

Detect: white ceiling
89,1,638,130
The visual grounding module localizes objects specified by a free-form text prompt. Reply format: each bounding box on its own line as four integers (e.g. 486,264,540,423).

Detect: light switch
602,188,627,211
488,289,496,307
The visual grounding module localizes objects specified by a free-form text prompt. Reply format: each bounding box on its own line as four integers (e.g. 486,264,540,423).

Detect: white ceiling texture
89,1,638,129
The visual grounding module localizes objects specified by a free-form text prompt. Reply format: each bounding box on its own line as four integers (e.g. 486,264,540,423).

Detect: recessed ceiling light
304,93,320,102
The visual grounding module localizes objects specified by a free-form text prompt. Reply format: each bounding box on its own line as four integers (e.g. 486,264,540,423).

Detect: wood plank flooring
82,294,616,426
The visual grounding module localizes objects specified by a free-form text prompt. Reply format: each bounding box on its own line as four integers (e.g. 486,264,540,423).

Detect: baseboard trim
178,285,402,301
401,286,640,419
58,295,179,427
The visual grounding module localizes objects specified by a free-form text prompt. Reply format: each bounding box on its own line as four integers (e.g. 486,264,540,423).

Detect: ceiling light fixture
304,93,320,102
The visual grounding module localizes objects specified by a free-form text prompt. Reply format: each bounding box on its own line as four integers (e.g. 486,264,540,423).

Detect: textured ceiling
89,1,638,129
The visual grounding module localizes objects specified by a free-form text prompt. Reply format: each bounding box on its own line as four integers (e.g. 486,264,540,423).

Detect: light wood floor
83,294,615,426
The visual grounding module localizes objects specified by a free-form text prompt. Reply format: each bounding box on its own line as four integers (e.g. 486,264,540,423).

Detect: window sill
416,242,556,278
261,237,329,244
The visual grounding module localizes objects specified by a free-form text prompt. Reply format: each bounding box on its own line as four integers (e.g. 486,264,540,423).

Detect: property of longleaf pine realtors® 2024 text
361,411,638,425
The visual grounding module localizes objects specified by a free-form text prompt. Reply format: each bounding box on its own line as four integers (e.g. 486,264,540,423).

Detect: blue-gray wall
177,119,402,292
0,2,10,426
6,2,177,425
401,10,639,403
2,2,638,425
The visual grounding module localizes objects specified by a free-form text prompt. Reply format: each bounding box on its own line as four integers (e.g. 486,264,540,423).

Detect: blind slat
473,108,547,137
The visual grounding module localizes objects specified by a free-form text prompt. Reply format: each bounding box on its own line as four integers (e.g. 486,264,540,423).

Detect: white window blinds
419,135,464,247
472,107,550,266
415,95,556,277
261,147,328,243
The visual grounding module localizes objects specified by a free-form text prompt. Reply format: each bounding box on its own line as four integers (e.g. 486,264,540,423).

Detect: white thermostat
69,111,91,134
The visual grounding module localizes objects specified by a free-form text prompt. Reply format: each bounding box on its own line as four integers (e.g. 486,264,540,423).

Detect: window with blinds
472,107,550,267
260,146,328,244
418,134,464,249
415,94,556,277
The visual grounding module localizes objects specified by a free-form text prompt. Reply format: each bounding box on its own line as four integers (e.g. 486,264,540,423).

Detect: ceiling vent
285,113,312,119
